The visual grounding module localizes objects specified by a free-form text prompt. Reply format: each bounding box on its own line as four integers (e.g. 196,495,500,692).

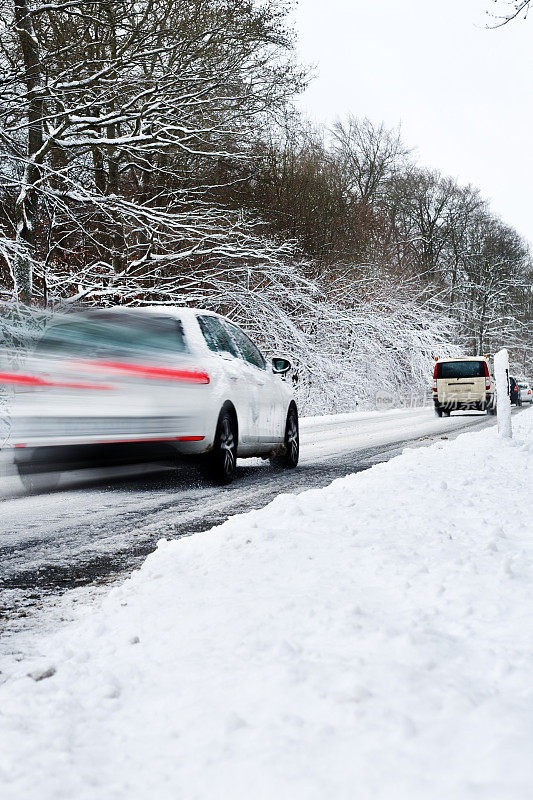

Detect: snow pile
1,411,533,800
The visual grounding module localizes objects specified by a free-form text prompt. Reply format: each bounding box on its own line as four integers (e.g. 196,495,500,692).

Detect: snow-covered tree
0,0,305,302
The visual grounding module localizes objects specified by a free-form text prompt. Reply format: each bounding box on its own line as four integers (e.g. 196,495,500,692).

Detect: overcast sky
291,0,533,247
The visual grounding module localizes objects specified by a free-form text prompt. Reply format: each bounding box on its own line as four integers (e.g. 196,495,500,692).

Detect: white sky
291,0,533,247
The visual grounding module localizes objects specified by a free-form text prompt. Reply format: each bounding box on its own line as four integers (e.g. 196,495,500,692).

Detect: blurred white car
518,380,532,404
3,307,299,487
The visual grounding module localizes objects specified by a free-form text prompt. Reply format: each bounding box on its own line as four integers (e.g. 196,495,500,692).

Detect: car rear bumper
5,412,212,459
434,396,491,411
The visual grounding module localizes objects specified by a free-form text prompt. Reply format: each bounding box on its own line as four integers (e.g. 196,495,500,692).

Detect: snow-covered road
0,406,517,615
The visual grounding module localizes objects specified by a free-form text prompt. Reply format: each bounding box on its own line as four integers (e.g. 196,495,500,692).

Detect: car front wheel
272,405,299,468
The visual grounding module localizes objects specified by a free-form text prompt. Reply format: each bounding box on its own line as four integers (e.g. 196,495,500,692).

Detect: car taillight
0,371,110,390
0,371,47,387
433,379,437,391
486,379,490,390
86,361,210,384
433,363,438,379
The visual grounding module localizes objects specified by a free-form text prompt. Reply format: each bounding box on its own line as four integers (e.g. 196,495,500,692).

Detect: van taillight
433,363,438,379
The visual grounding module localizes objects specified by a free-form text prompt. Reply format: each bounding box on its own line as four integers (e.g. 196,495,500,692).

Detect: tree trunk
13,0,44,304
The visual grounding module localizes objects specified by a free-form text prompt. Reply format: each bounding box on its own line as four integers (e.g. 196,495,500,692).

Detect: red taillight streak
0,371,111,390
85,361,210,384
433,363,438,379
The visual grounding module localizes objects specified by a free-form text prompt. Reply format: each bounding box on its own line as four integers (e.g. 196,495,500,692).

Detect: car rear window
37,312,188,357
436,361,486,379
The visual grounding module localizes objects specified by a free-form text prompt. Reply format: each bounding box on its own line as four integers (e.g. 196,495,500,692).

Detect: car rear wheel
16,462,60,493
206,410,237,485
434,405,443,417
271,405,299,468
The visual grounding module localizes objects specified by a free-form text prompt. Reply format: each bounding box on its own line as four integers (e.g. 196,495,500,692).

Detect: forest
1,0,531,411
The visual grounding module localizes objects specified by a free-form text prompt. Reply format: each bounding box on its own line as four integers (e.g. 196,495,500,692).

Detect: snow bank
1,410,533,800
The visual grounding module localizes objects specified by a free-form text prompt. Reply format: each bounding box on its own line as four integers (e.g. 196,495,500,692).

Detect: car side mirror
272,357,291,375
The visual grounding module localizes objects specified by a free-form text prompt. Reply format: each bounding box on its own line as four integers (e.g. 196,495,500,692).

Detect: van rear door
436,360,486,403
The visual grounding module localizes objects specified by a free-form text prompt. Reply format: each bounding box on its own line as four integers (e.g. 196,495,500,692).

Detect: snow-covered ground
1,408,532,800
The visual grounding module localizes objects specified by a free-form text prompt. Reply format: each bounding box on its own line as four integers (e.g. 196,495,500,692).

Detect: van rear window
436,361,485,379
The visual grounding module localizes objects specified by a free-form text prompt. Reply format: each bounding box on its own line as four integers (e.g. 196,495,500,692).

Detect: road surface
0,406,515,623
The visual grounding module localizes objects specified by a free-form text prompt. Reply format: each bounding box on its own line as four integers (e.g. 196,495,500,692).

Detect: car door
268,366,290,442
222,322,272,442
196,314,253,440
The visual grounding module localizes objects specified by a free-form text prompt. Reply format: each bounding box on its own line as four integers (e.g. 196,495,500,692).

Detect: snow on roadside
1,410,532,800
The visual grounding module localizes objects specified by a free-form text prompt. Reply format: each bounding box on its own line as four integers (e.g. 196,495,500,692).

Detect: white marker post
493,348,512,440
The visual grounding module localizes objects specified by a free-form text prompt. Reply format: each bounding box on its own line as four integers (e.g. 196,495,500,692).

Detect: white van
433,356,496,417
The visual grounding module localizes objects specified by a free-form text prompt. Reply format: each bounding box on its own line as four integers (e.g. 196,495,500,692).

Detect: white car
518,380,532,404
5,307,299,488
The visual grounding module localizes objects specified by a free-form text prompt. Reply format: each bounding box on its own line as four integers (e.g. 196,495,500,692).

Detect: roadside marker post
494,348,512,440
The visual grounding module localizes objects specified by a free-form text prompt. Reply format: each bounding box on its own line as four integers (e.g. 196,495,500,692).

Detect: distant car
4,307,299,488
516,380,532,404
508,376,522,407
432,356,496,417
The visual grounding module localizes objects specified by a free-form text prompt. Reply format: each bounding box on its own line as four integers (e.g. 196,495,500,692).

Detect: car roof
85,306,220,319
436,356,489,363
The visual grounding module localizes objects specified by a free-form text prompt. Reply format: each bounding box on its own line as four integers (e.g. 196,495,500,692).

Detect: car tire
434,405,443,418
271,405,299,469
206,409,237,485
443,409,451,417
